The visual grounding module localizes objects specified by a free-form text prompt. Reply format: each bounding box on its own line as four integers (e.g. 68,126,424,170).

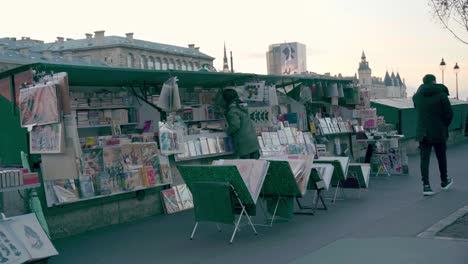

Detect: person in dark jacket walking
222,89,260,159
412,74,454,196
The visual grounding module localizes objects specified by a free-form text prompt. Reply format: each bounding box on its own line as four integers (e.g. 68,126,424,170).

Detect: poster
248,107,273,127
19,83,60,127
29,123,65,154
242,81,265,102
82,148,104,181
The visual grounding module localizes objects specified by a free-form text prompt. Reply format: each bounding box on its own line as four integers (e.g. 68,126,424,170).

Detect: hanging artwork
19,83,60,127
158,122,184,155
29,123,65,154
248,107,273,127
242,81,265,102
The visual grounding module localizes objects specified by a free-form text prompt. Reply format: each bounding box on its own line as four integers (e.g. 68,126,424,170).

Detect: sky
2,0,467,99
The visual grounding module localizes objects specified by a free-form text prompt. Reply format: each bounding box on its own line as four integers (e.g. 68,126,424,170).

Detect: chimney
57,37,64,43
66,38,74,41
10,38,16,41
188,44,195,49
125,33,134,41
94,30,105,44
194,47,200,52
85,33,93,40
42,50,53,60
19,48,29,56
63,51,73,62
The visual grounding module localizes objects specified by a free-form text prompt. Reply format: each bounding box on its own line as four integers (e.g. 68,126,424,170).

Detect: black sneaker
423,185,435,196
441,178,453,190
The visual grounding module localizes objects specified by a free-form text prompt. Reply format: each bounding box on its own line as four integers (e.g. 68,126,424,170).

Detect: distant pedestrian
413,74,454,196
223,89,260,159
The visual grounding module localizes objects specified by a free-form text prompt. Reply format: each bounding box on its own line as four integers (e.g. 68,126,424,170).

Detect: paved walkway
49,141,468,264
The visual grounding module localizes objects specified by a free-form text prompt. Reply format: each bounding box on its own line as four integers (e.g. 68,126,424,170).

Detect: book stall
1,63,379,243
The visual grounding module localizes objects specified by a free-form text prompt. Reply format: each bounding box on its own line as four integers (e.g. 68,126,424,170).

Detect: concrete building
0,37,107,72
0,31,215,73
357,51,407,99
267,42,307,75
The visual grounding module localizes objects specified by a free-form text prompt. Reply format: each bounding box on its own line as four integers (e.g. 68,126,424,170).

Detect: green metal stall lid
0,63,353,89
372,98,468,109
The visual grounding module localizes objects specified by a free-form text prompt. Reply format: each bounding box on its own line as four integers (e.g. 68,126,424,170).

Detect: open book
212,159,269,203
261,155,313,196
0,213,58,263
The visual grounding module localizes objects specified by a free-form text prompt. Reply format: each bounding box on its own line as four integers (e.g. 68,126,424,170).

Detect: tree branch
431,0,468,44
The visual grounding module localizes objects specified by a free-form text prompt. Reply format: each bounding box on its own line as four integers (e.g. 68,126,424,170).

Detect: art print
19,83,60,127
29,123,64,154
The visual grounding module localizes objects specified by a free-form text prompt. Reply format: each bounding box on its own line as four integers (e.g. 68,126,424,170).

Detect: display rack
0,183,41,193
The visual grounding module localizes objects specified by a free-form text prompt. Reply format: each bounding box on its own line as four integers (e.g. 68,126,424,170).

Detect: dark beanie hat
222,89,239,104
423,74,436,84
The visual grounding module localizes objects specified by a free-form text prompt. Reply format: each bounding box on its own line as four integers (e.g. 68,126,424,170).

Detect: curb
417,204,468,241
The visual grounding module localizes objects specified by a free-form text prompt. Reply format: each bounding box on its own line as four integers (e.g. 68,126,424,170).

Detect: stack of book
257,129,316,157
77,110,89,127
176,136,234,160
161,184,194,214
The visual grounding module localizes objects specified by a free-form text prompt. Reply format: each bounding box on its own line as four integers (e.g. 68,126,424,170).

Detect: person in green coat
412,74,453,196
222,89,260,159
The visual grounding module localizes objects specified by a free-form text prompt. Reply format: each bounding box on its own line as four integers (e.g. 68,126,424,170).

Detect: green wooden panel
0,95,28,165
191,182,235,224
177,165,254,205
260,161,301,197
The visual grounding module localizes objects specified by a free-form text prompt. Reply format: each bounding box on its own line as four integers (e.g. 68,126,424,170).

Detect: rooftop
26,32,214,60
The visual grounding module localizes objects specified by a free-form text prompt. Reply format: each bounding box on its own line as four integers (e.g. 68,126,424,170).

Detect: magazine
29,123,65,154
0,214,58,263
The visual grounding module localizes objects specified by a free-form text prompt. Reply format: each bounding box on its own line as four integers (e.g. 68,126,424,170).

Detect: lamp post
439,58,446,84
454,63,460,100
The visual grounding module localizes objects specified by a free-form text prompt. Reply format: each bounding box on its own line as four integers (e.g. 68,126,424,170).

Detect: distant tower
358,51,372,90
230,51,234,73
223,42,230,72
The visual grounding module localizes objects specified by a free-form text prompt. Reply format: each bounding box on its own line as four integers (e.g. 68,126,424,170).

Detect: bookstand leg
190,222,199,240
229,185,257,244
256,196,287,227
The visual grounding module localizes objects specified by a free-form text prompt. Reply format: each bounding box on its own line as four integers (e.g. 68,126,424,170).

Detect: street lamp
454,63,460,100
439,58,446,84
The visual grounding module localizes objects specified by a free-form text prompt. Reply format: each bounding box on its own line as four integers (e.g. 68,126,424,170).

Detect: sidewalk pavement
49,141,468,264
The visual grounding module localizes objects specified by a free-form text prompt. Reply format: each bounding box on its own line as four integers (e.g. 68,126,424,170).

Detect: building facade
266,42,307,75
357,52,407,99
0,31,215,73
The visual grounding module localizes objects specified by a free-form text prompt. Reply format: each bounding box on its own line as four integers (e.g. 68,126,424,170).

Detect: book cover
144,166,156,186
19,83,60,127
82,148,104,184
188,141,197,157
161,189,181,214
120,170,143,191
159,155,172,184
199,138,210,155
176,184,194,210
79,176,95,198
120,144,143,171
216,137,226,153
270,132,281,146
140,143,158,166
29,123,65,154
152,155,163,185
207,138,218,154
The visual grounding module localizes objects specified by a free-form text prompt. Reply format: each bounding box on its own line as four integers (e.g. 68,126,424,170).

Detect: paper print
29,123,64,154
19,83,60,127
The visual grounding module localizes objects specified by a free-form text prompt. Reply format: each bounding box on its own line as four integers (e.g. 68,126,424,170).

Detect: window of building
127,53,134,68
181,61,187,71
188,62,193,71
168,59,175,70
162,58,168,70
155,57,161,70
141,55,148,69
194,62,200,71
148,56,155,69
175,60,182,70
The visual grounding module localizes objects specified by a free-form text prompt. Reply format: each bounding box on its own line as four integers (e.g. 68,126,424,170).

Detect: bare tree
429,0,468,44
